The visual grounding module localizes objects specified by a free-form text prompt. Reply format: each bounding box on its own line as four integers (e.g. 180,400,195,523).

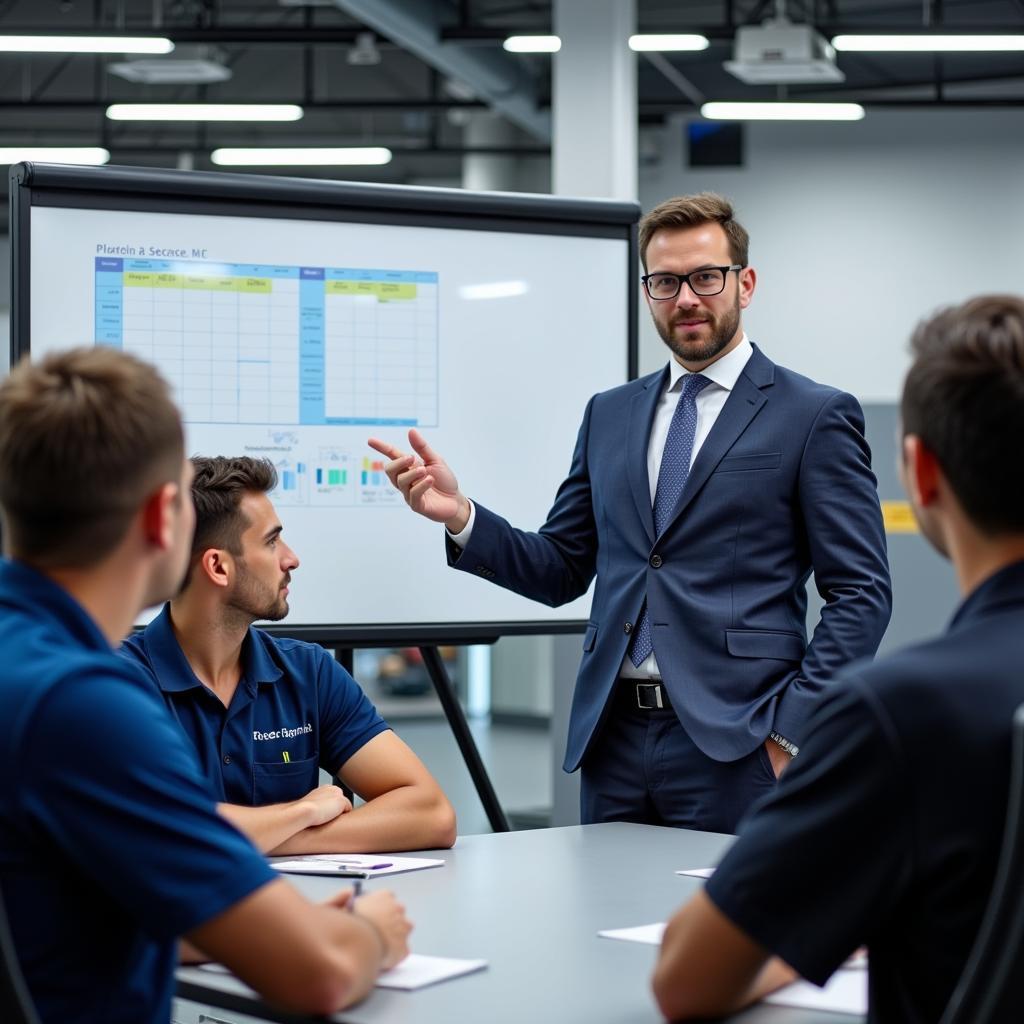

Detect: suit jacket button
650,554,663,568
623,622,632,634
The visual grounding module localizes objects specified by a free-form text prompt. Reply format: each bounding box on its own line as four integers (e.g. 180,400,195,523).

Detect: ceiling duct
332,0,550,142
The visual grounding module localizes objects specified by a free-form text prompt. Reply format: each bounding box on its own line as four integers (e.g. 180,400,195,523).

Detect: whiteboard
11,165,637,641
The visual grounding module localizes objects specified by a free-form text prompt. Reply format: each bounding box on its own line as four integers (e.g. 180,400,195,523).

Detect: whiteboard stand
334,646,509,833
420,645,510,833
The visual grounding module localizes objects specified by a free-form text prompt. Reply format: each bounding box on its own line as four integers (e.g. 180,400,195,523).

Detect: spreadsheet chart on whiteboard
94,257,439,429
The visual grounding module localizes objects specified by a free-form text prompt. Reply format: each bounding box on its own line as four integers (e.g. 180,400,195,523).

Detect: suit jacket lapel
660,346,773,533
626,368,667,544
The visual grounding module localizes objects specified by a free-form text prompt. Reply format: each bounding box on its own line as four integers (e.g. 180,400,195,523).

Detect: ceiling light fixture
107,104,303,122
0,35,173,54
832,34,1024,52
503,35,561,53
701,101,865,121
211,147,392,166
0,147,110,165
628,34,709,52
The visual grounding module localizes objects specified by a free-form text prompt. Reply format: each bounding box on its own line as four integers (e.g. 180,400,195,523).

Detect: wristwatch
769,731,799,757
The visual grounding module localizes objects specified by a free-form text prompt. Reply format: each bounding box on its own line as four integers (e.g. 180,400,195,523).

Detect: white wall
638,109,1024,400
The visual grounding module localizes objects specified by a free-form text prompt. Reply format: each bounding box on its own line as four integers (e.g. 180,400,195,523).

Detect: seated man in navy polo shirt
121,455,456,855
651,295,1024,1022
0,347,412,1024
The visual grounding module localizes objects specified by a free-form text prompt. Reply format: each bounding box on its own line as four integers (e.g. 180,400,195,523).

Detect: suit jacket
450,344,892,770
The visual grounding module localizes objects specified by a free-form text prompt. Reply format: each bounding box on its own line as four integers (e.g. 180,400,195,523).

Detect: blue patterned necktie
629,372,712,667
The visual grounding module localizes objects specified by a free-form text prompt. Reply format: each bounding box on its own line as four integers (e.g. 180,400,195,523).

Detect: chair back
0,886,41,1024
939,701,1024,1024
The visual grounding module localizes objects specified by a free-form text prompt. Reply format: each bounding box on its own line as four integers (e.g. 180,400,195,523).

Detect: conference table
177,822,865,1024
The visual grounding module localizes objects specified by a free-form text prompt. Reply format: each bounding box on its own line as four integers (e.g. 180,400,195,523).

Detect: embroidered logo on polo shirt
253,722,313,741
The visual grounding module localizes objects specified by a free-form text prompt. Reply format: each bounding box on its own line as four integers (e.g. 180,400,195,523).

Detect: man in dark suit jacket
652,296,1024,1022
370,193,891,832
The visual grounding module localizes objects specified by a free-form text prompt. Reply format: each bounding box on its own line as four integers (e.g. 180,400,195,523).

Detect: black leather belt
618,679,674,712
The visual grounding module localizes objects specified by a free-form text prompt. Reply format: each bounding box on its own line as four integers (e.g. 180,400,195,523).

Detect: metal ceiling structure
1,0,1024,204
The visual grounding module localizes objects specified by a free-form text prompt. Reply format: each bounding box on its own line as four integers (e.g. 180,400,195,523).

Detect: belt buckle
636,682,664,710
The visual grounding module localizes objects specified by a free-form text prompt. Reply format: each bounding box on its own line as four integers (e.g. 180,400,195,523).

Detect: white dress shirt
451,335,755,682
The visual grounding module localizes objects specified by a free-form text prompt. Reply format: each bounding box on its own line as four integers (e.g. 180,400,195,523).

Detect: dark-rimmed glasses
642,265,743,300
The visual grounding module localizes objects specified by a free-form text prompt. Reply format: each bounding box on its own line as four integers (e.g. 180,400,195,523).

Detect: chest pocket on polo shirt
252,753,320,805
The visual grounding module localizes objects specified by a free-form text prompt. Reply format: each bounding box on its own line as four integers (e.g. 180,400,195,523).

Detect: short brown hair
0,347,183,569
901,295,1024,534
638,192,749,271
185,456,277,583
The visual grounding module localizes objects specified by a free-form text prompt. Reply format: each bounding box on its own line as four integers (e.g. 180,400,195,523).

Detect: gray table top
178,822,864,1024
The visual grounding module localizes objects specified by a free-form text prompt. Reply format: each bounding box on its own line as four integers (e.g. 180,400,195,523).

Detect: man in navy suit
370,193,891,831
652,297,1024,1022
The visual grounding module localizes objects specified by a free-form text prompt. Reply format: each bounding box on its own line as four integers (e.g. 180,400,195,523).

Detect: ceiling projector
724,21,845,84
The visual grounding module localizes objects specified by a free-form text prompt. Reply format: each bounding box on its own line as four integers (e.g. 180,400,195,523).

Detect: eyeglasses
641,264,743,300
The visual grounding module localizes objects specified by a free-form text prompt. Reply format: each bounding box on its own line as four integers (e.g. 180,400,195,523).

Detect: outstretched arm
368,428,471,533
269,731,456,855
652,890,796,1020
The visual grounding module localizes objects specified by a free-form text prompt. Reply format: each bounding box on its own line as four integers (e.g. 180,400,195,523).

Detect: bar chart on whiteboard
93,256,433,508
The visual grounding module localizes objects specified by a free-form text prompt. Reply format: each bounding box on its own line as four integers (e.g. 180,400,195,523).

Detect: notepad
765,969,867,1016
199,953,487,992
597,922,666,945
376,954,488,990
675,867,715,879
270,854,445,877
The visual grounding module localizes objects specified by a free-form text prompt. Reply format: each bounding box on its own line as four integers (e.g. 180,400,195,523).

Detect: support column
553,0,637,200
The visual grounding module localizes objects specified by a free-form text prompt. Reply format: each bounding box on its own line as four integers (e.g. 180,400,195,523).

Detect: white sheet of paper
270,854,445,877
375,954,488,990
199,954,486,992
597,922,666,945
675,867,715,878
764,969,867,1016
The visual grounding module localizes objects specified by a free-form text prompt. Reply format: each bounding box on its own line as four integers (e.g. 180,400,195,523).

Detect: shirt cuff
445,500,476,548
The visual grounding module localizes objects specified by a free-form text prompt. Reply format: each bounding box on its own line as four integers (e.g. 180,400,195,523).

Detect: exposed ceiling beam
331,0,550,141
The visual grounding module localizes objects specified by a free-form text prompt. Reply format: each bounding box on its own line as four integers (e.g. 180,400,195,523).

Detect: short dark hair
183,456,277,586
901,295,1024,534
0,347,183,568
638,192,749,271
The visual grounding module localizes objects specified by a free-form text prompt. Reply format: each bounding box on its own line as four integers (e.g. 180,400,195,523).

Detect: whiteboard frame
8,162,639,644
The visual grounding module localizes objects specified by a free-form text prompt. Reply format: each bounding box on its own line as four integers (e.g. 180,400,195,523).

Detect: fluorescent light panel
211,147,392,166
629,34,709,51
0,147,110,164
833,34,1024,52
702,101,865,121
0,35,173,54
503,35,561,53
107,103,303,122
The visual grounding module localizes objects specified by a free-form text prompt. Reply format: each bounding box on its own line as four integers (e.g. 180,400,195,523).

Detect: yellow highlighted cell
882,500,918,534
325,280,416,300
238,277,271,293
124,271,156,286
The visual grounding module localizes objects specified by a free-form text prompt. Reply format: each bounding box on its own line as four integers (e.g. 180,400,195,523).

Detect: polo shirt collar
0,558,111,653
949,559,1024,632
667,333,753,394
141,603,284,694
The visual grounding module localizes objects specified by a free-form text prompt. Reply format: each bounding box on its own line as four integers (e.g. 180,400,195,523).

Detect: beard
228,561,290,622
655,292,741,365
